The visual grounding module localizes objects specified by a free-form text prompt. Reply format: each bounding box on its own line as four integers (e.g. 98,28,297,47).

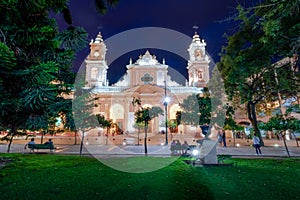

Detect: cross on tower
193,25,199,33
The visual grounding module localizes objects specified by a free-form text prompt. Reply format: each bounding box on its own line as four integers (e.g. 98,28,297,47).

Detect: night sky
56,0,258,84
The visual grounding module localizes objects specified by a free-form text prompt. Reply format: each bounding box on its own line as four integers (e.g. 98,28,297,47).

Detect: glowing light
122,142,127,146
164,97,170,103
274,144,279,147
236,143,240,147
160,143,164,146
192,149,199,156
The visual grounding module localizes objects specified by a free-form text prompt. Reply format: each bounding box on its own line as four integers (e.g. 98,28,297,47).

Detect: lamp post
164,81,170,145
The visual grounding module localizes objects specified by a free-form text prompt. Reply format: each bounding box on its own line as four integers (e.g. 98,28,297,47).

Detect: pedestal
199,139,218,164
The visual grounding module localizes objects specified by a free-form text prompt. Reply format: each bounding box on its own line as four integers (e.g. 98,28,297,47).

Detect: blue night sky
57,0,258,84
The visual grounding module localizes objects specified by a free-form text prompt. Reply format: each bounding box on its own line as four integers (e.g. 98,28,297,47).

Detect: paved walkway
1,142,299,158
1,134,300,158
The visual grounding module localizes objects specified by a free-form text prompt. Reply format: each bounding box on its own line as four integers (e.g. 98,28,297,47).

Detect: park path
1,138,299,158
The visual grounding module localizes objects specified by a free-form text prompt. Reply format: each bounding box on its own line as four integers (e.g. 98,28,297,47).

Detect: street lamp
164,81,170,145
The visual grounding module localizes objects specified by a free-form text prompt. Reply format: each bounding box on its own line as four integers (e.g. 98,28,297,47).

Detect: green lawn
0,154,299,200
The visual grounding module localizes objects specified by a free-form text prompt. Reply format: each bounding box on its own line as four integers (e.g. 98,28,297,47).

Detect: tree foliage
177,88,211,126
260,114,300,133
94,0,118,14
218,0,300,144
132,97,163,154
0,0,87,151
96,113,113,135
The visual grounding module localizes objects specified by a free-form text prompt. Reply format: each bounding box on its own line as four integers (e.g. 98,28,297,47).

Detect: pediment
124,84,165,95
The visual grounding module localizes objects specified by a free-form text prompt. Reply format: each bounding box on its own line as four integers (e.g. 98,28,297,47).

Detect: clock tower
187,32,210,87
85,32,108,87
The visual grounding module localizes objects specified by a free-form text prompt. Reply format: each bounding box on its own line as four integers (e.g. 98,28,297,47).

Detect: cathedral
84,32,210,135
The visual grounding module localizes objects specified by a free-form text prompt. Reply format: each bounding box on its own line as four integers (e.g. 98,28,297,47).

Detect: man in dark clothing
222,130,227,147
200,124,209,138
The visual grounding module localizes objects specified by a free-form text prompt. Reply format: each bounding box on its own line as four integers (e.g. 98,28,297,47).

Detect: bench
27,144,55,152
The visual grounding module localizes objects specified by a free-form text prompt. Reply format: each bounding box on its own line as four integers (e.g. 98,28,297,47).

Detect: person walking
217,131,222,146
222,130,227,147
252,133,262,155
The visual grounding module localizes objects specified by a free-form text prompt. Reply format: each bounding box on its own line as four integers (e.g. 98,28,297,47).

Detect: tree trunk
41,132,44,144
247,101,264,146
274,67,290,156
7,130,15,153
105,128,109,145
137,127,140,146
74,130,77,145
80,130,85,156
144,122,148,155
281,131,290,158
292,132,299,147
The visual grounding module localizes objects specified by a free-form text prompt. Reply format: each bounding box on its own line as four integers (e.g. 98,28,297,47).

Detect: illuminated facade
84,32,210,134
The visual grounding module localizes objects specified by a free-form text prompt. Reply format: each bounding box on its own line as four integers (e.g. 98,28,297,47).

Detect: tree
177,88,212,132
176,94,201,126
288,117,300,147
218,1,300,146
223,104,244,147
0,0,88,152
132,97,163,155
94,0,119,14
207,66,227,131
256,0,300,59
0,0,119,152
72,84,98,155
261,114,298,157
96,114,112,135
133,122,144,146
260,103,300,150
96,114,113,145
59,99,78,144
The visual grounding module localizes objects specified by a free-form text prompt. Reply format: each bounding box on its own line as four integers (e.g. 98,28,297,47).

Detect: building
84,32,210,135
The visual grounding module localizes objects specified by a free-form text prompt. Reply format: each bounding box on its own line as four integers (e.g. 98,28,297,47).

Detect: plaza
2,133,299,158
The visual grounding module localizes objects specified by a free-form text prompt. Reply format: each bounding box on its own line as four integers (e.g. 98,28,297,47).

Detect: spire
95,32,103,43
88,32,107,60
192,32,201,43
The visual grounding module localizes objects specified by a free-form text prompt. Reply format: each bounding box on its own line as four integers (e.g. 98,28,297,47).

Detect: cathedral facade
84,32,210,134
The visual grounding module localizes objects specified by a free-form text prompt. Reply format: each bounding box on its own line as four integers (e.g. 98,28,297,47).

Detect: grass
0,154,300,200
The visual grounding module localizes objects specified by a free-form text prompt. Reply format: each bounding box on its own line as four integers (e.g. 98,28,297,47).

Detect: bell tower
187,32,210,87
85,32,108,87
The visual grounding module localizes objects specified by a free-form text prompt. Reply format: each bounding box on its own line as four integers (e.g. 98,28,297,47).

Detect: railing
91,85,203,94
